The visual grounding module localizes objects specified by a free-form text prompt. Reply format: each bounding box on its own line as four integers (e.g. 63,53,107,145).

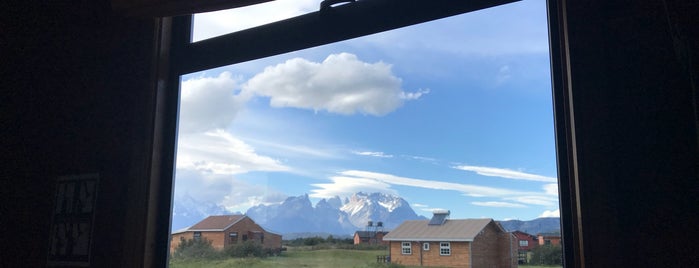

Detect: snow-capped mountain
341,192,424,229
245,192,425,236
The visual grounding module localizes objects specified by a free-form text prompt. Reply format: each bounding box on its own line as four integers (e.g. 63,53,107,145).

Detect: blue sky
174,0,559,221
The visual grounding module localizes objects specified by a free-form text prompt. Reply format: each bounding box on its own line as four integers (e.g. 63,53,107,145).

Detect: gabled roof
188,215,246,231
383,218,495,242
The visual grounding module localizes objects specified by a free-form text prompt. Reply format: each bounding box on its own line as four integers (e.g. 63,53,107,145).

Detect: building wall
389,241,472,267
537,235,561,246
222,217,282,250
471,222,516,268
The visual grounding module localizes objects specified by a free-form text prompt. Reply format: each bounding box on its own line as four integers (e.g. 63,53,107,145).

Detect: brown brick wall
471,222,517,268
389,241,472,267
169,217,283,254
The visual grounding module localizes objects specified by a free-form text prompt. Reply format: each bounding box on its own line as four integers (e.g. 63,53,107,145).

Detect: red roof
189,215,245,231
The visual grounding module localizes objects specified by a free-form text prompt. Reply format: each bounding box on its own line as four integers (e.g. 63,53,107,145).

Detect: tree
530,245,563,265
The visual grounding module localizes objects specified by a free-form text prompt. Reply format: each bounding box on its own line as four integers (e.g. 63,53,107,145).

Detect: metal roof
188,215,246,231
383,218,494,242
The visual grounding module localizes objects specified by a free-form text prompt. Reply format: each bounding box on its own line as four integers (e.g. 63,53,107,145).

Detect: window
545,240,551,245
519,240,529,247
163,1,566,267
423,242,430,251
402,242,412,255
440,242,451,256
229,232,238,243
193,232,201,242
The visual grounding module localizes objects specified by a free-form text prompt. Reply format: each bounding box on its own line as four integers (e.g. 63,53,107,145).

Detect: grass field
169,248,563,268
169,248,394,268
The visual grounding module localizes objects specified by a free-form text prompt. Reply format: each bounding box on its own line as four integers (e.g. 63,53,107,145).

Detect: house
353,231,389,245
383,210,517,268
170,215,282,254
537,232,562,247
512,231,538,264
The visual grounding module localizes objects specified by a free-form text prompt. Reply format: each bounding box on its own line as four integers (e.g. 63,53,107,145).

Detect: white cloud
310,176,398,198
412,203,428,208
174,168,287,212
539,208,560,218
179,72,249,133
243,53,426,116
471,201,526,208
543,183,559,195
177,130,289,175
504,196,558,207
339,170,530,197
453,165,557,182
352,151,393,158
192,0,318,42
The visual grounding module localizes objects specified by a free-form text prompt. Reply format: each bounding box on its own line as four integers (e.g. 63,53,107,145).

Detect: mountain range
171,192,560,236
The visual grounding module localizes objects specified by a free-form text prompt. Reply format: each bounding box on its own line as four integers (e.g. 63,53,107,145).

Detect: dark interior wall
1,0,697,267
563,0,698,267
2,1,158,266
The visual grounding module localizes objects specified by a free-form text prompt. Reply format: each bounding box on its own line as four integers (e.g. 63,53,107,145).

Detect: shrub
225,240,267,258
172,237,221,259
530,245,563,265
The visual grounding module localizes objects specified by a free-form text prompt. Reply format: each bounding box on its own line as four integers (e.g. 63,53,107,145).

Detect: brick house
353,231,389,245
383,211,517,268
512,231,538,264
537,232,561,246
170,215,282,254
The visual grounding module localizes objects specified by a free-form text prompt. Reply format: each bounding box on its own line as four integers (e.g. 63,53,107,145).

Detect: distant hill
498,217,561,235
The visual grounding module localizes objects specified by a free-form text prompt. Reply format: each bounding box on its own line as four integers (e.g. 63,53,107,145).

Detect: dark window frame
147,0,583,267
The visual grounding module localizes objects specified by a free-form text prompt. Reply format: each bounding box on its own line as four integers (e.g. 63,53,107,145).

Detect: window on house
423,242,430,251
440,242,451,256
193,232,201,242
402,242,412,255
519,240,529,247
229,232,238,243
545,240,551,245
242,234,248,242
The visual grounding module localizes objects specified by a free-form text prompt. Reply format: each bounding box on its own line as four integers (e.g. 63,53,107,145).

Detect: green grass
169,248,395,268
519,265,563,268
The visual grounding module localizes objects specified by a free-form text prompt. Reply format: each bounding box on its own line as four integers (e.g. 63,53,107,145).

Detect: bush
225,240,267,258
172,237,221,259
530,245,563,265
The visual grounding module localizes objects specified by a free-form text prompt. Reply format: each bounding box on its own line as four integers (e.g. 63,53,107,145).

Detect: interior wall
2,1,159,266
563,0,698,266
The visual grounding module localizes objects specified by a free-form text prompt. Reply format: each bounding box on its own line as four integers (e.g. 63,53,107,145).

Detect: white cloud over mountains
243,53,428,116
311,170,558,208
453,165,557,182
179,72,249,133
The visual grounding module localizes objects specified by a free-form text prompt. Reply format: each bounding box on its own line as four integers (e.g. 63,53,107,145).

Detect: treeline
284,235,387,250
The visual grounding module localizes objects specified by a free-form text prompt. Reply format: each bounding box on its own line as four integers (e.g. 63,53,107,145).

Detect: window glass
520,240,529,247
440,242,451,256
423,242,430,251
402,242,412,255
170,0,560,266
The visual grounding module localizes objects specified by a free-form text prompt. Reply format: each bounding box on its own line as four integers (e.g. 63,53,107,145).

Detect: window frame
193,231,201,242
440,242,451,256
402,242,412,255
147,0,583,267
519,240,529,247
229,232,238,243
423,242,430,251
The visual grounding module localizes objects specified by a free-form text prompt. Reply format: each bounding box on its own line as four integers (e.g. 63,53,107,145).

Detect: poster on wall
47,173,99,267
